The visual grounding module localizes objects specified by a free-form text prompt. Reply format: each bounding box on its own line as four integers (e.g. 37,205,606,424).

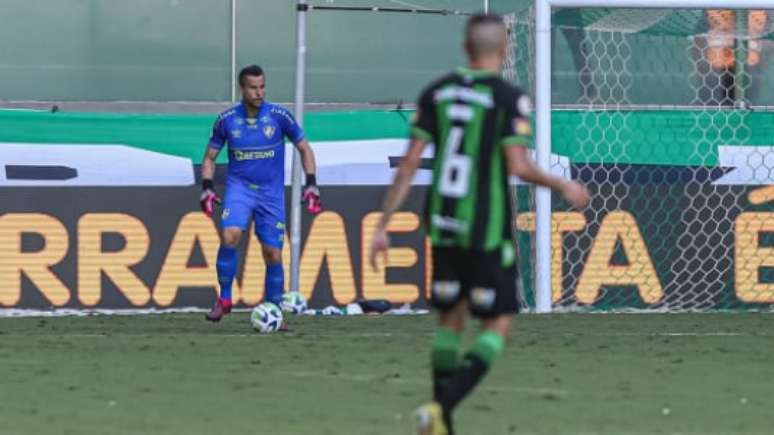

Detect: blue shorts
220,181,285,249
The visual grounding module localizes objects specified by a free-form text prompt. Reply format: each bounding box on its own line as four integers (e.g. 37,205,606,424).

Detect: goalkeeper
200,65,321,322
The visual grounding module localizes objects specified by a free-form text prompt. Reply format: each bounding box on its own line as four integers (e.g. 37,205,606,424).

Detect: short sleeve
500,90,533,148
411,87,436,142
276,107,305,144
208,117,227,150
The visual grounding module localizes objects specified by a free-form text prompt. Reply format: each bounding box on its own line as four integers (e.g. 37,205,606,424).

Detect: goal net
504,6,774,311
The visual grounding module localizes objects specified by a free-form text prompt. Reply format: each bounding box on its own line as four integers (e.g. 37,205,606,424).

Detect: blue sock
216,246,238,301
265,263,284,305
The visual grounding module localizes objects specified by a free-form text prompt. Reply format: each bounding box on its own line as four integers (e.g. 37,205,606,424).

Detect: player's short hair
465,13,507,59
239,65,265,86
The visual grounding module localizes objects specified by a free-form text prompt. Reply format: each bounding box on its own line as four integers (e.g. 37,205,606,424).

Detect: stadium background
3,0,774,311
9,0,774,104
3,4,774,435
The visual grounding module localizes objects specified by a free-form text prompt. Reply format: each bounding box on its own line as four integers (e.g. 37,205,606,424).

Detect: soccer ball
250,302,283,333
280,292,307,314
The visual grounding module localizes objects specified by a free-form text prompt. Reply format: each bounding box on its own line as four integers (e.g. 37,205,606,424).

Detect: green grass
1,313,773,435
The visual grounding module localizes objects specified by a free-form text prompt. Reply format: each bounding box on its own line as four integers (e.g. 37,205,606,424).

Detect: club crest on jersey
515,119,531,136
263,125,276,139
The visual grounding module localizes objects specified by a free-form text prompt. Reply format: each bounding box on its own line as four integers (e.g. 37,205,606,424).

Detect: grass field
1,312,773,435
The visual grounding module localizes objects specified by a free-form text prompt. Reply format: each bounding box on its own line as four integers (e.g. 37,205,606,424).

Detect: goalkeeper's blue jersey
208,101,304,190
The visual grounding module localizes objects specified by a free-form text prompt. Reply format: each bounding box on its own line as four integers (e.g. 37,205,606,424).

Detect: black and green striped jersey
412,67,532,252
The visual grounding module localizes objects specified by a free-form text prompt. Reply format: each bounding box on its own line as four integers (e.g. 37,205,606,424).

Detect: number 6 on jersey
439,104,474,198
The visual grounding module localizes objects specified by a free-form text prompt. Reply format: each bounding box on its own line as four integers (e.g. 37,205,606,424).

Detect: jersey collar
456,66,497,78
239,101,266,119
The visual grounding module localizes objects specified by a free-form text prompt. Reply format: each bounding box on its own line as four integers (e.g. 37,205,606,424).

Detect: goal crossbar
303,4,474,16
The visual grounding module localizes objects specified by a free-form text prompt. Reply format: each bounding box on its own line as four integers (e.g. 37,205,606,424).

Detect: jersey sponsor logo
432,281,461,303
446,104,474,122
263,125,276,139
232,149,276,161
434,86,493,108
471,287,496,310
431,215,469,234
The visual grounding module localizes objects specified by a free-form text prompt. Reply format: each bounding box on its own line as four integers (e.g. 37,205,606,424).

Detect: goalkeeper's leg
206,184,252,322
206,227,241,322
253,195,286,307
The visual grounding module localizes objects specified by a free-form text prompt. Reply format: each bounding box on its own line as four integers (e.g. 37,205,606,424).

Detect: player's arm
370,86,435,270
280,106,322,214
294,138,317,176
199,146,222,217
370,137,429,270
294,139,322,214
502,92,589,208
200,116,227,217
504,145,589,209
201,146,219,183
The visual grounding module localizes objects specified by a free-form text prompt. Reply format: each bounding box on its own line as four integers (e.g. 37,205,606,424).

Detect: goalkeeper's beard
244,97,263,111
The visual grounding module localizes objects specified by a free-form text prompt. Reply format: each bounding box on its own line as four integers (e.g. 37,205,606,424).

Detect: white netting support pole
290,0,307,294
534,0,553,313
230,0,237,102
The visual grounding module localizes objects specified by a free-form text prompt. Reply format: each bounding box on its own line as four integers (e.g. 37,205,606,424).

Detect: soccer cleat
415,402,448,435
205,298,232,322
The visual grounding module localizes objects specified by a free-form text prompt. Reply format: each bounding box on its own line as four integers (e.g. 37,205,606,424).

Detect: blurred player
370,14,590,435
201,64,321,322
706,10,767,71
703,10,768,105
